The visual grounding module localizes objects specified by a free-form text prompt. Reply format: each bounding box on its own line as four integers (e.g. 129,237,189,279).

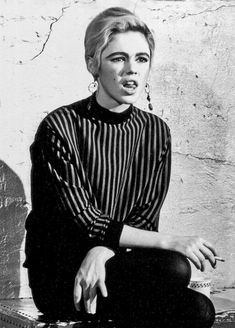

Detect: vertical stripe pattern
29,96,171,248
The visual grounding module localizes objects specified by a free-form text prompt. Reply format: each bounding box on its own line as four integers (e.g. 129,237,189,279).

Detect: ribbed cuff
103,220,124,250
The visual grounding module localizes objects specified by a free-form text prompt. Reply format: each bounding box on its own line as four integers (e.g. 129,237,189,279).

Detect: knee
167,251,191,286
127,249,192,287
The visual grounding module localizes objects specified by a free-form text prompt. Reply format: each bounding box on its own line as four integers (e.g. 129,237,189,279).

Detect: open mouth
122,80,138,93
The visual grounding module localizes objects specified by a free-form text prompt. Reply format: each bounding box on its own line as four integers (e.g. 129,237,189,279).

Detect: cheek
142,71,150,84
104,69,116,80
140,68,149,80
144,66,150,76
106,73,117,84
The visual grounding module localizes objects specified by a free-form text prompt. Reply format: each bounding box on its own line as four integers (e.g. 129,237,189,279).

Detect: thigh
106,248,191,290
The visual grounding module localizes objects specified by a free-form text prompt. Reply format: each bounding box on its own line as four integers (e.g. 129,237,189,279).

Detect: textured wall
0,0,235,297
0,160,27,298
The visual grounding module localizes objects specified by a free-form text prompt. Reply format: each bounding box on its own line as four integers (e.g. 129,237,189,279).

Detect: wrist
101,246,115,261
87,246,115,262
154,232,174,250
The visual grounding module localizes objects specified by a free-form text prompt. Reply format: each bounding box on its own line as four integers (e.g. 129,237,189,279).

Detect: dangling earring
88,80,98,93
145,82,153,111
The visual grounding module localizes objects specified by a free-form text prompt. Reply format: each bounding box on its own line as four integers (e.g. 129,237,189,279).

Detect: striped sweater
25,94,171,265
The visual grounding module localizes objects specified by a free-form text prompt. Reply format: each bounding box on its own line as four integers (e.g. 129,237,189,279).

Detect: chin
119,94,139,105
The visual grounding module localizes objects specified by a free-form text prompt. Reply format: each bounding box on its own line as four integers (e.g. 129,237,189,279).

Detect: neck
96,92,130,113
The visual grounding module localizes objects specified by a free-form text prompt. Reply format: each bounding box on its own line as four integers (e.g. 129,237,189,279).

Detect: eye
136,56,149,63
111,56,126,62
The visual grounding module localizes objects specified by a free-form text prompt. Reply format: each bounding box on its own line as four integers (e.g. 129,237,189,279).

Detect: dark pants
28,249,215,328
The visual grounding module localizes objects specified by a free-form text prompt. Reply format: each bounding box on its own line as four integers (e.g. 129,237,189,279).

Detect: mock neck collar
87,93,133,124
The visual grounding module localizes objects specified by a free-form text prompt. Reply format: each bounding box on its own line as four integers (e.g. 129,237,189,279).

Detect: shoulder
132,106,171,139
44,96,90,128
35,96,90,140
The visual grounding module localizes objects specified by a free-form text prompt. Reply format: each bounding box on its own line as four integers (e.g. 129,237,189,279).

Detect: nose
125,59,138,75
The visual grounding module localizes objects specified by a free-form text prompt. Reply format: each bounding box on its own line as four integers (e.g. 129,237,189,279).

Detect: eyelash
111,57,125,62
111,57,149,63
137,57,149,63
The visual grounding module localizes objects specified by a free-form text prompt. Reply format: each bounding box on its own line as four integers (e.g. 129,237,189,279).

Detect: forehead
102,31,150,57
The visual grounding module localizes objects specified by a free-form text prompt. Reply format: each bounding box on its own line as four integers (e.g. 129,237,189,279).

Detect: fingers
200,244,216,268
90,294,97,314
74,277,93,313
98,279,108,298
84,294,97,315
74,279,95,314
200,239,219,269
74,278,107,314
73,277,82,311
188,251,202,271
84,281,97,314
193,249,206,271
190,238,218,271
83,284,92,313
83,280,107,314
203,240,218,258
89,285,98,314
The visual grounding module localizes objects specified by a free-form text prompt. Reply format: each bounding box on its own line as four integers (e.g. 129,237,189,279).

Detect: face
96,31,151,109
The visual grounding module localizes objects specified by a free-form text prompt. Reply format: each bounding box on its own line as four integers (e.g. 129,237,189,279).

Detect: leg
165,287,215,328
26,224,95,319
28,265,78,319
28,245,215,327
99,248,215,328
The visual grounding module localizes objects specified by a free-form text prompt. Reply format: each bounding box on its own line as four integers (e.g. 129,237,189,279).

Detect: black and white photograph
0,0,235,327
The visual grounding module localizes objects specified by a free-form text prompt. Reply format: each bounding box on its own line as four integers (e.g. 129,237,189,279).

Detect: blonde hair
84,7,155,78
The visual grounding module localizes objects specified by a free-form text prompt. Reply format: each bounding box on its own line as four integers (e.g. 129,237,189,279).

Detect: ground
0,289,234,327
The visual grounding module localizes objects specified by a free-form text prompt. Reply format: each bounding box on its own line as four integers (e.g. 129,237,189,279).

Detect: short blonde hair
84,7,155,78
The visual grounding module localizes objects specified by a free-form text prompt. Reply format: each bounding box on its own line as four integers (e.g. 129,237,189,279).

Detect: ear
87,57,97,78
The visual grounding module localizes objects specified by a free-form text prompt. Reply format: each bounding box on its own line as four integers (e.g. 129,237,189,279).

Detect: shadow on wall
0,160,28,299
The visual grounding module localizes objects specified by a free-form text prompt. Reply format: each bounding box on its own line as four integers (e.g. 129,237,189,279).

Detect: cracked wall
1,0,235,297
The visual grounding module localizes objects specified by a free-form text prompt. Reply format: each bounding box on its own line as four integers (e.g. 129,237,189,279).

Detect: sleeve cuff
103,219,124,250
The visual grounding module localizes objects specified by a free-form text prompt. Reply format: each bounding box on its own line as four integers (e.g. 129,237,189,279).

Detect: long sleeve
26,97,172,265
30,119,124,249
124,125,171,232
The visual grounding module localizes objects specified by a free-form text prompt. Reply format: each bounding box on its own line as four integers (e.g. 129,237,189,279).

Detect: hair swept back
84,7,155,78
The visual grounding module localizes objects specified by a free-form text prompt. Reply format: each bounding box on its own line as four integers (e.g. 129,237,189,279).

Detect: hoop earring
145,82,153,111
88,80,98,93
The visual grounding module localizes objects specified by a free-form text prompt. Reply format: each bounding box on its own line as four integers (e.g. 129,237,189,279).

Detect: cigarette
214,256,225,262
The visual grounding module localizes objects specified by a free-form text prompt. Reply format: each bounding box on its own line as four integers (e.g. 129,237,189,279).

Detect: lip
121,79,139,87
121,79,139,95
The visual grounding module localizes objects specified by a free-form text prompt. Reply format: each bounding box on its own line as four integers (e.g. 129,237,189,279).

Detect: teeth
124,81,136,87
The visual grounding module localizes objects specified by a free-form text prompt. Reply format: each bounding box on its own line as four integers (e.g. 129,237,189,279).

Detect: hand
73,246,115,314
167,235,218,272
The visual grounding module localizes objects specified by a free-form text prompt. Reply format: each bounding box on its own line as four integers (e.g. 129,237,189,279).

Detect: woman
24,7,218,328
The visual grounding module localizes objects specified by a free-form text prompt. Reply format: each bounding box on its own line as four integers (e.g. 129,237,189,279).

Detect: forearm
119,224,218,272
119,224,171,250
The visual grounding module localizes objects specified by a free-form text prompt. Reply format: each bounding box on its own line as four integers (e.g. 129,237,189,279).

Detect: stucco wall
1,0,235,298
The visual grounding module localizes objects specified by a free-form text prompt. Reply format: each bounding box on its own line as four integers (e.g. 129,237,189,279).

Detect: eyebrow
105,51,150,59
